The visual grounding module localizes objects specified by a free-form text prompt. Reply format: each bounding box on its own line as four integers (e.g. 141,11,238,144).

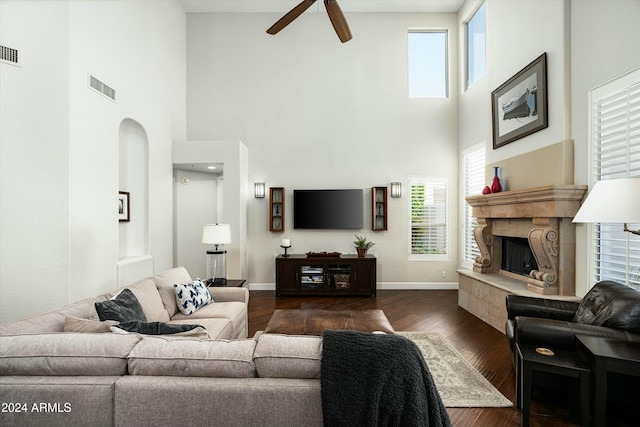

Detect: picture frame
118,191,130,222
491,53,548,149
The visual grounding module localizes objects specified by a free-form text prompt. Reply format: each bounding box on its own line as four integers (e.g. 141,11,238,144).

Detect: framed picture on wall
491,53,548,149
118,191,130,222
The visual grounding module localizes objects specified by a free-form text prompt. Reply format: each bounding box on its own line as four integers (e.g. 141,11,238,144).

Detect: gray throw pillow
95,288,147,323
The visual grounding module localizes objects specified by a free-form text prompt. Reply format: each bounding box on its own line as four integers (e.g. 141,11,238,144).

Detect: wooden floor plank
247,289,580,427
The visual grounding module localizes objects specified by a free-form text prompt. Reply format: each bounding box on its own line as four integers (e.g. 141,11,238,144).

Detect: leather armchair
505,280,640,366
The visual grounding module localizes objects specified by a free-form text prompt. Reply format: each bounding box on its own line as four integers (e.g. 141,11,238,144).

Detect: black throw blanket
113,321,204,335
321,330,451,427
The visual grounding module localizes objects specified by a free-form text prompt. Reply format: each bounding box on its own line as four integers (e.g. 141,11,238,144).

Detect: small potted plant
353,234,375,258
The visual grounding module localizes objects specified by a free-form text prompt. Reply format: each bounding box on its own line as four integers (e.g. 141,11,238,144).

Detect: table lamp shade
202,224,231,285
573,178,640,224
202,224,231,245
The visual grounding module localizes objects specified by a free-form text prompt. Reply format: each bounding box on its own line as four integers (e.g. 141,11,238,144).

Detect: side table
516,343,590,427
576,334,640,427
206,279,246,288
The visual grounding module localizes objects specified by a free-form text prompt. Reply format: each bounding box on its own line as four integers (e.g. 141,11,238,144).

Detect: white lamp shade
573,178,640,223
202,224,232,244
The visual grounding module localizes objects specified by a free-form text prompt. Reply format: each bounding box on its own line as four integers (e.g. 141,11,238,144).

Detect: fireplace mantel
466,185,587,296
466,185,587,219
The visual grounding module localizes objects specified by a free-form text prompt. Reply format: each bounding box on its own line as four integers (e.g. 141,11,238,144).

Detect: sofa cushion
63,316,119,333
169,318,234,340
126,278,171,323
573,280,640,333
151,266,193,318
95,289,147,323
0,298,98,335
171,300,247,339
127,337,257,378
0,333,141,376
254,333,322,379
174,279,213,315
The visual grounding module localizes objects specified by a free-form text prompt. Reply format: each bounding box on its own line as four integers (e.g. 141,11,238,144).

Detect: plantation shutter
589,68,640,287
461,144,486,268
409,177,448,261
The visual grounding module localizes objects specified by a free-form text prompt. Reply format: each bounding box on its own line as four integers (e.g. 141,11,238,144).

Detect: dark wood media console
275,254,376,297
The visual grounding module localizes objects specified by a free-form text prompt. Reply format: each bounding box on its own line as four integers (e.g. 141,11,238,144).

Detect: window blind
461,144,486,268
409,177,448,261
589,68,640,287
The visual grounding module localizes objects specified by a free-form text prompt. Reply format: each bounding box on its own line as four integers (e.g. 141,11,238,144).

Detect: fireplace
502,237,538,277
465,185,587,295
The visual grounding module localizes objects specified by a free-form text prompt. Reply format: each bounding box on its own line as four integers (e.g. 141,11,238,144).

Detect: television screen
293,189,363,229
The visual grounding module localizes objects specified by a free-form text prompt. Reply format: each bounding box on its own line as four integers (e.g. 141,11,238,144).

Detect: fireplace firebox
502,237,538,277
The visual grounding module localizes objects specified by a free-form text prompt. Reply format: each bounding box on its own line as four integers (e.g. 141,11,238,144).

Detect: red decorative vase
491,167,502,193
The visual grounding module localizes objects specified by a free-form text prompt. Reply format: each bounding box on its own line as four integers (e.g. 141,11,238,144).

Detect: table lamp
202,223,232,285
572,177,640,235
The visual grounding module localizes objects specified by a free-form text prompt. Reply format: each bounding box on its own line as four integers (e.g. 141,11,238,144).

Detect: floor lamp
573,177,640,236
202,224,232,286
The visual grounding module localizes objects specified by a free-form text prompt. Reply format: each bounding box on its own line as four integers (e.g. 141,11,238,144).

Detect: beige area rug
398,331,513,408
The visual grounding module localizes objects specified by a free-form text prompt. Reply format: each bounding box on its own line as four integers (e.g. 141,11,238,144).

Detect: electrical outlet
441,270,447,278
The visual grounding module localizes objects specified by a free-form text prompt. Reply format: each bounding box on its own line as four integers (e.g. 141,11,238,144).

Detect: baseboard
246,282,459,291
378,282,459,290
247,283,276,291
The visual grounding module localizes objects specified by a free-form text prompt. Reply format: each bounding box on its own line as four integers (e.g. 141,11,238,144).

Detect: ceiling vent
1,44,21,67
88,74,116,101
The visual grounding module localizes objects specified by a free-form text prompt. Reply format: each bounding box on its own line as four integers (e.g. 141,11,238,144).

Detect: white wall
0,0,187,323
458,0,569,159
570,0,640,296
186,12,460,286
0,1,71,322
67,0,187,301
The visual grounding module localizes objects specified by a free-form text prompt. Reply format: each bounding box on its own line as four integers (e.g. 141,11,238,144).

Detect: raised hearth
465,185,587,296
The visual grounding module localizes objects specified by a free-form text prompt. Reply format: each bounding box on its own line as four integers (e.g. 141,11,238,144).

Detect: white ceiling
177,0,465,14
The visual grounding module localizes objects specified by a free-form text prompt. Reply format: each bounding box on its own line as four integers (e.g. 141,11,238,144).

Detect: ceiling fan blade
324,0,352,43
267,0,317,35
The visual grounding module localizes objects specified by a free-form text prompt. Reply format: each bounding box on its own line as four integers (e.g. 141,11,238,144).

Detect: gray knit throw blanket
321,330,451,427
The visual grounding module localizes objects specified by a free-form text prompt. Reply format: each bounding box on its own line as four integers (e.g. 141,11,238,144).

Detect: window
466,3,486,89
408,31,448,98
460,143,486,268
587,67,640,287
409,177,448,260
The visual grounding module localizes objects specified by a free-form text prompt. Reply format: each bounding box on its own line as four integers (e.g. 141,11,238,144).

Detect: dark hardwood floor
248,289,578,427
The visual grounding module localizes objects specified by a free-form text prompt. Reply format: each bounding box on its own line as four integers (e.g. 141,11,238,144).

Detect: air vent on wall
1,44,21,67
88,74,116,101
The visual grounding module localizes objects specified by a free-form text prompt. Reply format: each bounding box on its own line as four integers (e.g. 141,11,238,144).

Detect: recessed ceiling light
207,166,217,170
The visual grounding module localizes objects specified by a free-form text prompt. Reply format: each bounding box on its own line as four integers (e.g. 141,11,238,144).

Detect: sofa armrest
208,286,249,304
514,316,637,351
506,295,580,321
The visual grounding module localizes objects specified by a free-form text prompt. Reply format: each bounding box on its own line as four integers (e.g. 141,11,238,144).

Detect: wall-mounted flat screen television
293,189,363,229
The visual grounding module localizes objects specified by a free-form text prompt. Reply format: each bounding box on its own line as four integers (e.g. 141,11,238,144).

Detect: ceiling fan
267,0,353,43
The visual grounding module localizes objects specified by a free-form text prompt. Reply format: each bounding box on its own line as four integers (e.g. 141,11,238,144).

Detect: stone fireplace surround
458,185,587,332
